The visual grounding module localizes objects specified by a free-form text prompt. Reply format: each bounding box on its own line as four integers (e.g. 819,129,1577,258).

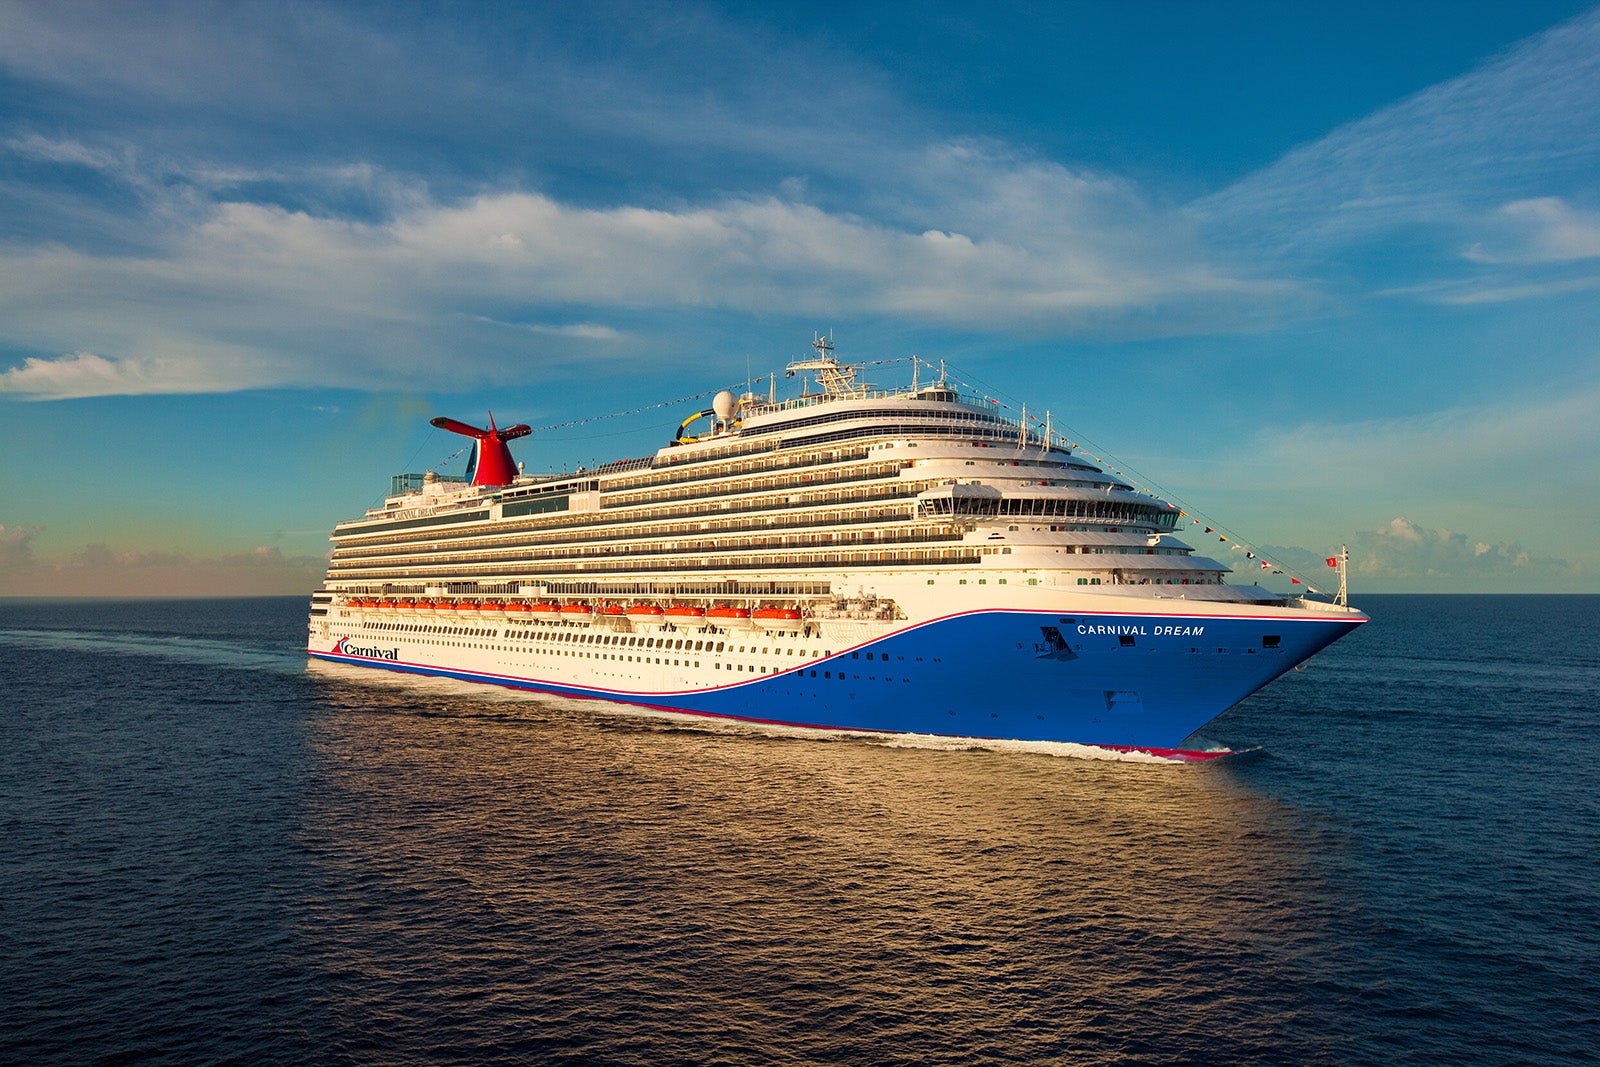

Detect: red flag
1325,557,1338,567
1291,577,1302,584
1260,560,1270,569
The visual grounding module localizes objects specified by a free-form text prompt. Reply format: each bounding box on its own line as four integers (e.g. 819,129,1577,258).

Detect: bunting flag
1192,518,1200,524
1291,577,1302,584
1260,561,1271,569
1246,551,1255,559
1205,527,1213,533
1325,557,1338,567
1218,535,1228,542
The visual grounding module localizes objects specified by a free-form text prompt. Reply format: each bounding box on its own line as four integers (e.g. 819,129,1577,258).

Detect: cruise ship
307,338,1367,759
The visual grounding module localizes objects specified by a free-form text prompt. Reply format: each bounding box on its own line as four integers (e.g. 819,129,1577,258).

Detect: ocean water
1,594,1596,1066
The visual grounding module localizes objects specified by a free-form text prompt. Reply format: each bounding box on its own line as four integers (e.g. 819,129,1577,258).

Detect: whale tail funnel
430,413,531,487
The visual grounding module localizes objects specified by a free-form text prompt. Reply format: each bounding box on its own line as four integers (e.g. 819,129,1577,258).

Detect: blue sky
2,0,1597,595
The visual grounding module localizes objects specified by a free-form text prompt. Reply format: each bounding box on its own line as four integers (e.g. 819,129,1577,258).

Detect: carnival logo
335,636,400,660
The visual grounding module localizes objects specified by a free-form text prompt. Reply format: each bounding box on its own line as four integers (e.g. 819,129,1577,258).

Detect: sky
1,0,1597,596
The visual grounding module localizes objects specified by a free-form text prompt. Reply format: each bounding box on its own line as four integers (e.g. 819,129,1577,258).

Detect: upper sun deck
359,337,1067,524
735,336,1002,427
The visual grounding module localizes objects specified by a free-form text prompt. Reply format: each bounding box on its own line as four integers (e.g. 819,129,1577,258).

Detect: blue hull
310,609,1365,753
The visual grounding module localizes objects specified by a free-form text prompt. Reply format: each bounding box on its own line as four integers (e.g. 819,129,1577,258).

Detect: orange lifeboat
560,602,594,622
599,603,625,617
626,604,665,619
665,604,706,620
753,607,804,630
707,606,751,620
479,601,506,616
505,601,532,616
377,598,397,610
530,601,559,616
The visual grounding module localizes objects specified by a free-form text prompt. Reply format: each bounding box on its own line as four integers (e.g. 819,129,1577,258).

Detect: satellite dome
712,390,739,419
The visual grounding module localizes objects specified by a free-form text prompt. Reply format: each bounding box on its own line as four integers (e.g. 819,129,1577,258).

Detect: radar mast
784,332,869,399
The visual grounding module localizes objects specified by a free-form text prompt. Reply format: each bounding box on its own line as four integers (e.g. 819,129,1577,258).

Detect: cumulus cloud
1351,517,1578,586
1254,517,1581,592
0,2,1594,405
0,347,285,400
0,157,1275,399
0,523,42,567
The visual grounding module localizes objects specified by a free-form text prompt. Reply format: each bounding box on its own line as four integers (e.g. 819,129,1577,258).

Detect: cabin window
1262,635,1281,648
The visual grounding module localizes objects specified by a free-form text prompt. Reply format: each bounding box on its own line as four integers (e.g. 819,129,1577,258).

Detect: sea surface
1,594,1596,1066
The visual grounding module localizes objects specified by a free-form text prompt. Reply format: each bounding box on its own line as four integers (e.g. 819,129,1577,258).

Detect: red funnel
430,413,531,487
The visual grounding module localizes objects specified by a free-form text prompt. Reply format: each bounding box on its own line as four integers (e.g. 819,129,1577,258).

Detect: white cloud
3,133,124,170
0,346,282,400
0,154,1278,398
1351,517,1578,585
1464,197,1600,264
0,522,42,567
514,322,629,342
1197,9,1600,258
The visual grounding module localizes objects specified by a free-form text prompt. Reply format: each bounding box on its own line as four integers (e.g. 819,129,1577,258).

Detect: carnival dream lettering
345,644,400,660
1076,624,1206,637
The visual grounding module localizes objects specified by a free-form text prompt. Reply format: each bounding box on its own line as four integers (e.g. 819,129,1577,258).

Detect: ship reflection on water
296,663,1344,1063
